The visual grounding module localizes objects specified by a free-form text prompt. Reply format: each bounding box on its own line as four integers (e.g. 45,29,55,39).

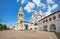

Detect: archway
50,24,56,32
43,25,47,31
24,24,28,30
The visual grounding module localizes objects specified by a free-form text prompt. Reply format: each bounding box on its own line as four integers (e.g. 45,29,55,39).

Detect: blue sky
0,0,60,26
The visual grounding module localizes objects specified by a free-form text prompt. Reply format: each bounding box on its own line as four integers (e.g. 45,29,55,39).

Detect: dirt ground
0,30,58,39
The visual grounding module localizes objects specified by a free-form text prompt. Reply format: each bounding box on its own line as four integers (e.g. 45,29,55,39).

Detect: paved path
0,30,58,39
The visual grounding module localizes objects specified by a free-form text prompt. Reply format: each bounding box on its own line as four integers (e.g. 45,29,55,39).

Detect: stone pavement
0,30,58,39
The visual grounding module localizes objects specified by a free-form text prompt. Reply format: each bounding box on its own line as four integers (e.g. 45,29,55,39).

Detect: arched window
46,19,48,22
19,14,23,16
49,18,52,21
53,16,56,20
43,20,45,23
58,14,60,18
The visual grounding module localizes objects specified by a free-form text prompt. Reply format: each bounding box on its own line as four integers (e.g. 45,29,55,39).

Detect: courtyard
0,30,59,39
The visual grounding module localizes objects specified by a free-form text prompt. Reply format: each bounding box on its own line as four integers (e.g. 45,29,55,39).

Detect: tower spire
19,3,23,12
17,2,24,27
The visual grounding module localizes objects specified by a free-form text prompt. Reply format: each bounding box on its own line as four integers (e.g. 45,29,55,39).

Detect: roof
22,21,33,24
39,10,60,21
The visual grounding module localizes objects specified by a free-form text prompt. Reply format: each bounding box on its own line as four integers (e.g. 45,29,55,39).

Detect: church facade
29,10,42,30
15,4,60,32
15,5,42,30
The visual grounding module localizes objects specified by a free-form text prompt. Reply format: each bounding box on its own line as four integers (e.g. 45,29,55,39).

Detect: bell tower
18,5,24,27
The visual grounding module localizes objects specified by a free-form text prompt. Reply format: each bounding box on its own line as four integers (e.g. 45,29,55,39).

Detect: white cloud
24,2,35,12
44,0,58,16
21,0,28,4
43,4,58,16
42,10,51,16
48,4,58,11
51,4,58,10
32,0,41,7
16,0,58,16
32,0,53,16
32,0,46,9
48,5,51,11
21,0,25,4
44,7,51,16
41,3,46,7
16,0,27,4
46,0,54,4
44,11,51,16
40,3,46,9
16,0,20,2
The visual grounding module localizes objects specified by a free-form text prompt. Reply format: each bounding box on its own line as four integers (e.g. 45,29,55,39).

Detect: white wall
38,11,60,32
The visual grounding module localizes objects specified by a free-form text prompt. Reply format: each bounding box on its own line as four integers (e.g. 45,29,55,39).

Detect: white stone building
14,3,43,31
15,5,43,31
29,10,42,30
15,3,60,32
38,10,60,32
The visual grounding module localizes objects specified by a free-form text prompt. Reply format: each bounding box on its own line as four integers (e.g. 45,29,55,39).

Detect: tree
3,24,7,30
0,24,9,30
0,24,4,30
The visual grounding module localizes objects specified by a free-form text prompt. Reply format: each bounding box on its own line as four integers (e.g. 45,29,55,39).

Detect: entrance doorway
25,24,28,30
50,24,56,32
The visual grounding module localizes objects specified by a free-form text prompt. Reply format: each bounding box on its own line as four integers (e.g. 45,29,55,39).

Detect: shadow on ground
54,32,60,39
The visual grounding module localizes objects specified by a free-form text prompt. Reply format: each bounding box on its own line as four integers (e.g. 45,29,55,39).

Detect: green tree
0,24,4,30
0,24,9,30
3,24,7,30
